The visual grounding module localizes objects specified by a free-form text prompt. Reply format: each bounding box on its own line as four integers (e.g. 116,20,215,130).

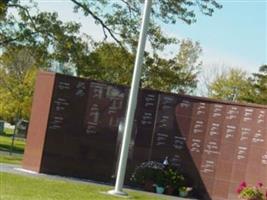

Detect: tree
0,0,9,20
1,0,221,82
207,66,267,105
197,63,227,96
1,1,91,70
245,65,267,105
2,0,222,52
1,1,215,120
207,68,251,102
83,40,202,93
143,39,202,93
78,42,135,85
1,1,93,122
0,46,37,123
1,0,222,70
71,0,222,51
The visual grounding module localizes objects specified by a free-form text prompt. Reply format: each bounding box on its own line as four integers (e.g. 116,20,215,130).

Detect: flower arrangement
154,170,166,187
131,160,193,196
131,161,165,185
164,167,185,188
178,186,192,197
179,186,192,192
237,181,267,200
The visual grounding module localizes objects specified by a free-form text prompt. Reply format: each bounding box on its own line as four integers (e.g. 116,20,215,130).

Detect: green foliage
1,1,210,95
208,66,267,105
82,40,202,93
164,167,185,188
0,0,219,121
154,170,166,187
237,182,265,200
179,186,189,192
71,0,222,52
0,46,37,122
78,42,134,85
208,68,251,102
2,0,222,56
239,188,264,200
0,0,9,20
131,161,165,185
245,65,267,105
143,39,202,93
1,1,91,70
131,161,187,189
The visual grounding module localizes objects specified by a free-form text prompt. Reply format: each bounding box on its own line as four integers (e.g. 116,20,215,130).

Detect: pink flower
257,182,263,187
236,181,247,194
240,181,247,188
236,187,243,194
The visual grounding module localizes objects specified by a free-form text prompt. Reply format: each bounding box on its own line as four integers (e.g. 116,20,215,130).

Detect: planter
144,181,154,192
155,186,165,194
179,191,188,197
165,186,175,195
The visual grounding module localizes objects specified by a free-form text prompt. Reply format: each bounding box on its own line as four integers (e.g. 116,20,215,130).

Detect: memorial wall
23,72,267,200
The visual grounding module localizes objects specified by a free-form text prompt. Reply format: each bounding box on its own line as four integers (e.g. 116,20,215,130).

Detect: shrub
164,167,185,188
131,161,165,185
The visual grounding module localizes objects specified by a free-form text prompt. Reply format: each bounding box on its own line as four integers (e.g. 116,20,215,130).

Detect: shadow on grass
0,134,25,154
0,143,24,154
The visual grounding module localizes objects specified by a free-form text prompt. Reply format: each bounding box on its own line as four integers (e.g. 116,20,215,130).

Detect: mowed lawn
0,172,166,200
0,128,25,154
0,154,22,165
0,128,25,165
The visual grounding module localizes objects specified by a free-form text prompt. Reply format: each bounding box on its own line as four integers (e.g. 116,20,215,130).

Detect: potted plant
237,181,266,200
179,186,192,197
164,167,185,195
131,161,165,192
154,170,166,194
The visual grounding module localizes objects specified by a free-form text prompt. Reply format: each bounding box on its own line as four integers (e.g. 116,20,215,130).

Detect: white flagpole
108,0,152,196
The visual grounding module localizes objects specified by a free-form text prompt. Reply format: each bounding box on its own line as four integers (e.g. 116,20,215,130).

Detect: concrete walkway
0,163,197,200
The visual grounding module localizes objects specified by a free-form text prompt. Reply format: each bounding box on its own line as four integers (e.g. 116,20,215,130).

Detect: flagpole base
107,189,128,197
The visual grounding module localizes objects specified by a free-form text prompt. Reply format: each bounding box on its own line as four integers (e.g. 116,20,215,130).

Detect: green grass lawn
0,172,166,200
0,133,25,154
0,127,25,165
2,127,14,135
0,154,23,165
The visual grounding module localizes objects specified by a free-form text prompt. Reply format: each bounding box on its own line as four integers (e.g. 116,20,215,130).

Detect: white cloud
201,46,260,73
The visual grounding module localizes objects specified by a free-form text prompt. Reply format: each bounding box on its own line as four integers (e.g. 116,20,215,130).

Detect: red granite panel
22,72,56,172
215,160,233,181
212,180,230,199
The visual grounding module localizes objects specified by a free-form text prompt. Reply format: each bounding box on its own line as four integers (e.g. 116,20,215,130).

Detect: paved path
0,163,197,200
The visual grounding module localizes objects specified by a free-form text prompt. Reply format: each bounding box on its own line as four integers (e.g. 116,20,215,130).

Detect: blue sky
161,0,267,73
34,0,266,74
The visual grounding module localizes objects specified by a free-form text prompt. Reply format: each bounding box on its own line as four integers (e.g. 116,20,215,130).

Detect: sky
162,0,267,73
29,0,266,74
